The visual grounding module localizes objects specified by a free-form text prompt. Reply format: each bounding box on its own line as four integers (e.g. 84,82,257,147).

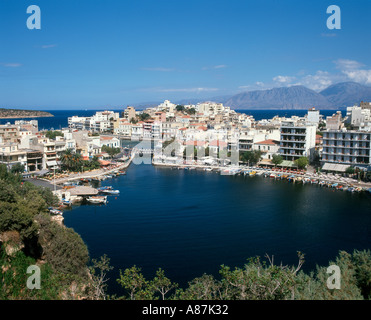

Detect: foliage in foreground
115,250,371,300
0,164,370,300
0,164,92,299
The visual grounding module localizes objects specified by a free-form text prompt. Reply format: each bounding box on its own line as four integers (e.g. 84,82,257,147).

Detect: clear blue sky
1,0,370,109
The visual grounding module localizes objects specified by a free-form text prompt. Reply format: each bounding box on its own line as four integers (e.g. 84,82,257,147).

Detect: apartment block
321,130,371,168
279,121,316,161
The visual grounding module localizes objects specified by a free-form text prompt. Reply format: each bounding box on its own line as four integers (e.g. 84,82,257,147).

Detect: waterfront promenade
42,155,134,185
152,159,371,189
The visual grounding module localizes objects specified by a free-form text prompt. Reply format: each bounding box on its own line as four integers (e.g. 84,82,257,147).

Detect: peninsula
0,108,53,119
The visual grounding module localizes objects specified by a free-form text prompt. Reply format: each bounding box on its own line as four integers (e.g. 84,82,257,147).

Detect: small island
0,108,54,119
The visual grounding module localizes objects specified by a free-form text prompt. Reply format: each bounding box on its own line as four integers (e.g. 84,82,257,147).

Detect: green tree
45,130,63,140
116,266,154,300
239,150,262,165
88,254,114,300
101,145,121,159
176,105,185,112
272,154,283,167
150,268,178,300
36,214,90,279
10,163,25,174
0,202,39,241
138,113,151,121
295,157,309,169
186,108,196,115
295,250,365,300
175,274,219,300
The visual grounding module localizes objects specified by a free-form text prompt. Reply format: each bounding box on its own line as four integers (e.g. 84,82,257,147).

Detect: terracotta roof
209,140,228,147
197,126,208,131
255,139,279,145
185,140,207,146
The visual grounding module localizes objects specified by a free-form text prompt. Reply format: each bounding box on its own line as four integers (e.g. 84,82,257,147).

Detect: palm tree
72,152,83,172
59,148,74,171
60,149,83,171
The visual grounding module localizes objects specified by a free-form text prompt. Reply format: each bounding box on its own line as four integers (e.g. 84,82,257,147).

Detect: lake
63,161,371,296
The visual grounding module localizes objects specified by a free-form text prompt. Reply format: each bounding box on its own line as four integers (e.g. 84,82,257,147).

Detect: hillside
320,82,371,107
170,82,371,110
224,85,334,109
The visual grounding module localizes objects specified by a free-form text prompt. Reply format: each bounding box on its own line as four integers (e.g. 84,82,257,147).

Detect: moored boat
87,196,107,204
48,207,63,215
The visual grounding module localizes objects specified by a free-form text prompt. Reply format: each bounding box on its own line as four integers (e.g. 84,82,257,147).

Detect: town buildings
2,100,371,173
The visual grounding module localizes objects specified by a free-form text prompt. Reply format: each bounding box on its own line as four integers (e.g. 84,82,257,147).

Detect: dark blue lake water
63,162,371,296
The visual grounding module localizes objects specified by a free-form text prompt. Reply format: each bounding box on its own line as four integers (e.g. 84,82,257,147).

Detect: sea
4,108,369,297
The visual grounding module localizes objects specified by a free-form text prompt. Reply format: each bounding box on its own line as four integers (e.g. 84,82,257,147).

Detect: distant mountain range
172,82,371,110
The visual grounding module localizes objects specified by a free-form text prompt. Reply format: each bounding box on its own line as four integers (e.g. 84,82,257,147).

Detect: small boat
62,199,71,206
87,196,107,204
104,189,120,194
98,186,120,194
205,167,213,172
48,207,63,215
347,187,355,192
98,186,112,191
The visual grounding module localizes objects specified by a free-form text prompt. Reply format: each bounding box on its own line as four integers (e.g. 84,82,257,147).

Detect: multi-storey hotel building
279,121,316,161
321,130,371,168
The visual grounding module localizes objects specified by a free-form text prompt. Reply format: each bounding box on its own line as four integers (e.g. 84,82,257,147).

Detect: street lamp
53,166,56,193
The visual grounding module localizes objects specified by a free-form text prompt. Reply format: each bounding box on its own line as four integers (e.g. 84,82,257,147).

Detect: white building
322,129,371,168
279,120,316,161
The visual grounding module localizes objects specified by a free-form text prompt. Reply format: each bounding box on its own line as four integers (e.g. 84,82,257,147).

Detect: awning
277,160,297,168
322,163,350,172
46,160,58,167
98,160,111,166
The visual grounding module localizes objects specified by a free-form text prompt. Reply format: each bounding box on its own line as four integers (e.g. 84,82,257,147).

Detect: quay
152,159,371,191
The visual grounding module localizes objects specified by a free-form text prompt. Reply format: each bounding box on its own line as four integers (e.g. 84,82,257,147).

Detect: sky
1,0,370,109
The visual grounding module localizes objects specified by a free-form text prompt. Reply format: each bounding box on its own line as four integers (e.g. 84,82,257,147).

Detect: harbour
62,160,371,296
